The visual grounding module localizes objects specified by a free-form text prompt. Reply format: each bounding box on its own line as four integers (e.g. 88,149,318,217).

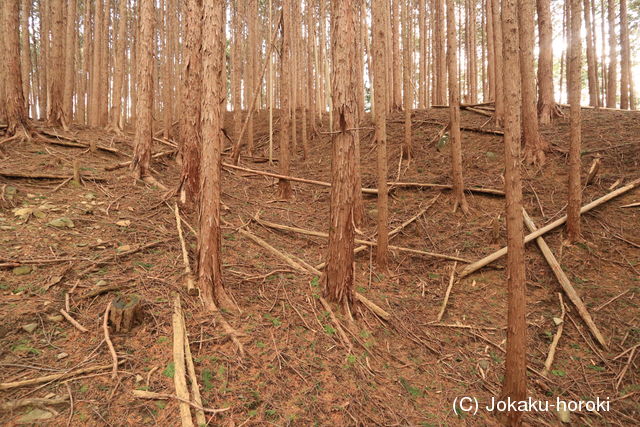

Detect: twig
103,302,118,379
594,289,631,312
60,309,88,333
182,308,206,426
541,294,566,377
174,203,198,296
0,395,69,411
0,363,121,390
319,297,353,351
173,295,195,427
65,382,74,427
436,259,459,322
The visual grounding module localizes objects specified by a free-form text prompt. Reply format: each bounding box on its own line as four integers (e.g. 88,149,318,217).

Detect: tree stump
109,295,142,333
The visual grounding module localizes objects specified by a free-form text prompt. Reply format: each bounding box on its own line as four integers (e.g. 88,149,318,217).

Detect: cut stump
109,294,142,333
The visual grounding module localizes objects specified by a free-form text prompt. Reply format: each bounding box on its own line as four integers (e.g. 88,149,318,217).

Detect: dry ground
0,107,639,426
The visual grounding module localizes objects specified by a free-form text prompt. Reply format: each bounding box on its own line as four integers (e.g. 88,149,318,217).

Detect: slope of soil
1,108,638,426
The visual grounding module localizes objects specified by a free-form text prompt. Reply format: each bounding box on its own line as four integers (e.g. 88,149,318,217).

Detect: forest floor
0,108,639,426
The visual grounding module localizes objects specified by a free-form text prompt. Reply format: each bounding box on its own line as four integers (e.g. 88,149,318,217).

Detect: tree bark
583,0,598,107
619,0,631,109
606,0,616,108
20,0,31,114
89,0,103,127
199,0,234,312
372,0,389,272
48,0,64,126
536,0,556,124
499,0,527,422
131,0,154,179
402,0,412,160
447,0,469,214
520,0,547,165
567,0,583,242
324,0,359,314
109,0,127,132
278,0,293,199
178,0,202,206
3,0,31,137
434,0,446,105
62,0,76,126
490,0,503,125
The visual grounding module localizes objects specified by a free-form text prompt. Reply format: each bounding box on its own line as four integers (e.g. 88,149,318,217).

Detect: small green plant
310,276,319,288
255,341,266,348
587,365,605,372
202,369,214,391
551,369,566,377
263,313,282,327
323,324,336,335
162,362,175,378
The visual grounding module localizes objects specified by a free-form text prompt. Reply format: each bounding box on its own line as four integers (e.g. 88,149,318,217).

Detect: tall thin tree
499,0,527,422
567,0,583,242
324,0,360,314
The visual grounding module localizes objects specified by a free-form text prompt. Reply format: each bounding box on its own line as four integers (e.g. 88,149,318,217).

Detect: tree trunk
109,0,127,132
499,0,527,422
20,0,31,115
467,0,477,104
324,0,359,314
567,0,582,242
199,0,234,312
62,0,76,126
131,0,154,180
178,0,202,206
447,0,469,214
372,0,389,272
486,0,495,101
402,0,412,160
391,0,402,110
90,0,103,127
48,0,64,126
434,0,446,105
3,0,31,137
278,0,293,199
606,0,616,108
583,0,599,107
419,0,427,108
536,0,556,125
619,0,631,109
520,0,546,165
490,0,503,125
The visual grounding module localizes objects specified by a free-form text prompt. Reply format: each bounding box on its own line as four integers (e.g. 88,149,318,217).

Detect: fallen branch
436,259,459,322
81,283,129,299
319,296,353,350
0,363,122,390
254,217,469,263
131,390,230,415
173,295,195,427
239,226,390,321
224,163,500,197
0,257,83,268
59,309,89,333
0,395,69,411
0,171,107,181
105,150,175,171
621,201,640,208
388,181,504,196
38,133,124,155
182,317,206,426
541,293,566,377
522,209,607,348
174,203,197,295
103,302,118,379
459,177,640,278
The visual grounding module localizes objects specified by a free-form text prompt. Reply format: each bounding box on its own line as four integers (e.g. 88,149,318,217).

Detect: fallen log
0,363,123,390
238,227,390,320
0,171,107,181
224,163,502,196
254,217,469,263
173,295,195,427
38,133,123,155
523,209,607,348
459,177,640,278
0,395,69,411
105,150,175,171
